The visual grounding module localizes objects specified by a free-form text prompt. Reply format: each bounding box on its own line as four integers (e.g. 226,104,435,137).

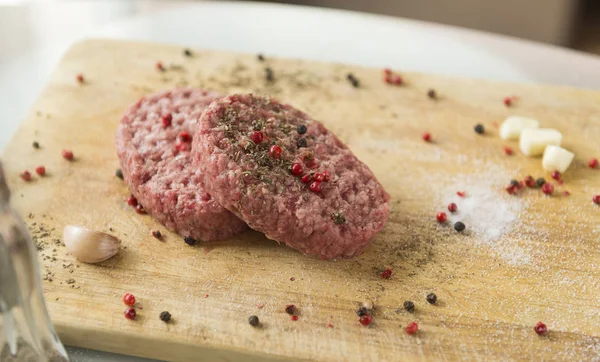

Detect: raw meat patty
192,94,390,258
115,88,247,241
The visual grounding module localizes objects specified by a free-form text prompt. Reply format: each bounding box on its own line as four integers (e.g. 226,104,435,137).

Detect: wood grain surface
2,39,600,362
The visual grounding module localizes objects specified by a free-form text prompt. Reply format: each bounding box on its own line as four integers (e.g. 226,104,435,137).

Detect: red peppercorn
562,191,570,196
503,96,514,107
20,171,32,181
313,173,324,182
76,74,84,83
534,321,547,335
422,132,431,142
162,114,172,127
301,174,312,184
359,314,372,326
541,183,554,195
35,166,46,176
447,203,457,212
309,181,322,193
505,185,517,195
383,68,392,75
291,163,303,176
62,149,74,160
381,268,393,279
550,170,561,181
589,158,599,169
436,212,447,223
405,321,419,335
126,195,138,207
322,171,330,182
291,315,299,321
124,307,136,320
503,146,514,155
178,131,192,143
593,195,600,205
123,293,136,306
250,131,264,144
152,230,162,239
156,62,165,71
457,191,466,197
524,175,536,188
269,145,282,159
135,204,146,214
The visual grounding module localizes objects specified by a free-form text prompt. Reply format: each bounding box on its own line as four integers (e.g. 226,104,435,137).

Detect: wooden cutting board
3,39,600,361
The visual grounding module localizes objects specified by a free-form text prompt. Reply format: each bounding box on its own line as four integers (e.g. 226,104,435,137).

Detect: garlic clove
63,225,121,263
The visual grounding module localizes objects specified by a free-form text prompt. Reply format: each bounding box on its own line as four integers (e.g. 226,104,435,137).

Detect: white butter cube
519,128,562,157
499,116,540,140
543,145,574,173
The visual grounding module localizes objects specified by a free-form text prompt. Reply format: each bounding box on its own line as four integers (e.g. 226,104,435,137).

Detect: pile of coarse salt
437,167,532,266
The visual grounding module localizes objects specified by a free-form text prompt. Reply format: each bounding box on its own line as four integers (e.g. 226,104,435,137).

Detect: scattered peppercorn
474,124,485,134
297,138,307,148
297,124,307,134
124,308,136,320
183,48,192,57
76,74,84,84
178,131,192,143
269,145,282,159
405,321,419,335
184,236,197,246
524,175,536,188
422,132,432,142
291,315,299,321
454,221,466,232
536,177,546,187
381,268,393,279
383,68,403,85
160,311,172,323
447,203,457,212
541,183,554,195
534,321,547,335
426,293,437,304
346,73,359,88
562,190,571,196
35,166,46,176
309,181,322,193
510,179,519,187
589,158,599,169
123,293,136,306
20,171,32,181
162,114,172,127
403,301,415,313
322,171,330,182
301,174,312,184
32,141,40,149
127,195,138,207
285,304,296,315
152,230,162,239
250,130,264,144
257,54,265,62
356,306,368,317
505,185,517,195
265,67,274,82
135,204,146,214
113,169,123,180
457,191,466,197
156,62,165,72
62,149,74,161
436,212,447,223
291,163,303,176
503,146,514,155
427,89,437,100
248,315,260,327
503,96,514,107
332,211,346,225
550,170,561,181
593,195,600,205
359,314,372,326
313,173,324,182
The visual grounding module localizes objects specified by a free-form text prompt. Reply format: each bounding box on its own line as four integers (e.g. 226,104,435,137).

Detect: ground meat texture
115,88,247,241
192,94,390,259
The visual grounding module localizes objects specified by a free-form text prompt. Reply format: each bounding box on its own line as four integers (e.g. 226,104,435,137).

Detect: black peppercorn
426,293,437,304
536,177,546,187
265,67,274,82
427,89,437,100
346,73,359,88
248,315,260,327
159,311,171,322
183,48,192,57
257,54,265,62
184,236,197,246
474,124,485,135
285,304,296,315
297,124,307,134
510,179,519,187
115,168,123,180
356,306,368,317
332,212,346,225
297,138,307,148
454,221,466,232
32,141,40,149
403,301,415,313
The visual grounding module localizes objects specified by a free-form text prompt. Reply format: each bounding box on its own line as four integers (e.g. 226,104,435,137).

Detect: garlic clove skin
63,225,121,263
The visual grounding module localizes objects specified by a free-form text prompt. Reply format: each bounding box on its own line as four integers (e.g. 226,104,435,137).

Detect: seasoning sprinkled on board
115,168,124,180
160,311,172,323
346,73,359,88
183,48,192,57
403,301,415,313
248,315,260,327
427,89,437,100
32,141,40,149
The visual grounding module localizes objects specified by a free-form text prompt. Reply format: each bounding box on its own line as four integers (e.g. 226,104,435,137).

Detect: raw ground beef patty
115,88,247,241
192,94,390,259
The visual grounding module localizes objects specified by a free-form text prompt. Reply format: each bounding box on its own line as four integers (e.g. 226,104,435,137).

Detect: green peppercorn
403,301,415,313
115,168,123,180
